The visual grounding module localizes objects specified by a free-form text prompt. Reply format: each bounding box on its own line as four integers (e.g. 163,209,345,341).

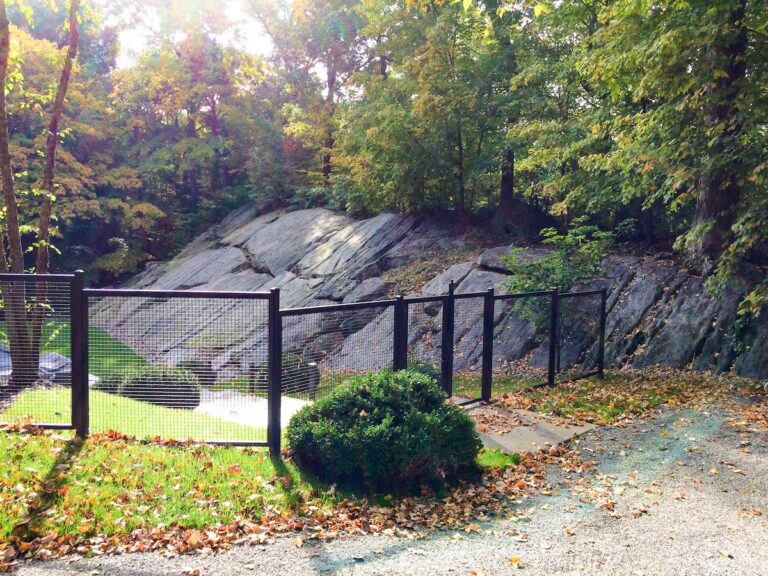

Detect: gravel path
18,407,768,576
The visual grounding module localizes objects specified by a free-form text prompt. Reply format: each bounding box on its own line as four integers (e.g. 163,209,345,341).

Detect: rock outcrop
92,205,767,382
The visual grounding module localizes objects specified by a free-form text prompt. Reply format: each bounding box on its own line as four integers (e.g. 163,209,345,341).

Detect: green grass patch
477,448,520,471
453,373,543,398
0,429,520,544
1,321,146,380
0,431,65,541
1,388,265,441
0,430,337,544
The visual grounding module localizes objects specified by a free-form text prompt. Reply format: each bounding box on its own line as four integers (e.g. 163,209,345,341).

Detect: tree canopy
0,0,764,307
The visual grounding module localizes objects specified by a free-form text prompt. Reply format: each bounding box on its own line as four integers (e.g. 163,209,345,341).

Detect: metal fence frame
0,272,608,456
82,286,274,449
0,271,83,433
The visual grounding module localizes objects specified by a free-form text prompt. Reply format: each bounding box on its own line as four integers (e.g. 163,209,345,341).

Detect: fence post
393,295,408,371
440,280,455,397
267,288,282,458
597,287,607,378
481,287,494,402
547,289,559,387
70,270,89,438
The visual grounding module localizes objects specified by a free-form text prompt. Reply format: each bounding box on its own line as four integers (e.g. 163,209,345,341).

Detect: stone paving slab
456,399,596,454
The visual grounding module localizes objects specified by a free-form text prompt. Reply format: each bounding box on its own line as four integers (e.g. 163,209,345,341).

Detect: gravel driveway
18,406,768,576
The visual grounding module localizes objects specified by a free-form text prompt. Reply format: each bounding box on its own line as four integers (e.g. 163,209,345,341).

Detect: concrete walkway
459,399,595,454
196,389,309,429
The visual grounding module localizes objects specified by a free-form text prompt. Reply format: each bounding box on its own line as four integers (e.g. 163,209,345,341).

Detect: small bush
98,365,201,410
176,359,216,387
287,369,481,495
407,360,441,382
249,353,320,399
92,372,122,394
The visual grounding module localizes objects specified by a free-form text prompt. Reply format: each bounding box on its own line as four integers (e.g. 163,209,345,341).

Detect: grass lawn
0,431,304,543
37,321,147,379
0,427,520,546
453,372,544,398
1,320,147,380
1,388,266,442
496,369,764,425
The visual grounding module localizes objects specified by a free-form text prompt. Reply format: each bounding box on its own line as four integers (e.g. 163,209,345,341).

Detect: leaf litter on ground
0,369,764,571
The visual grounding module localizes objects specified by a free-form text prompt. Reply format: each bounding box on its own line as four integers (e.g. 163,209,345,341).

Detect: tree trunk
455,123,466,216
491,148,554,238
0,1,36,388
208,97,220,201
0,2,25,274
0,1,80,388
31,0,80,376
377,36,387,79
35,0,80,277
497,149,515,214
322,65,337,185
689,0,747,271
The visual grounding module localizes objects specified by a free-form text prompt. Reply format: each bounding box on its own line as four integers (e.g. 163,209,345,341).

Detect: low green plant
249,353,320,399
287,369,481,495
406,359,441,382
505,219,630,371
176,359,217,387
506,217,628,296
94,365,201,410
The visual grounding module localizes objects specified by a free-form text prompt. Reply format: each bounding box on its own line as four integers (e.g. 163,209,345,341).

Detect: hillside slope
92,205,767,380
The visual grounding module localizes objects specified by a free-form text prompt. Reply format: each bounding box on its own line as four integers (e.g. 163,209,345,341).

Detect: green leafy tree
506,218,618,295
0,0,80,387
505,218,627,372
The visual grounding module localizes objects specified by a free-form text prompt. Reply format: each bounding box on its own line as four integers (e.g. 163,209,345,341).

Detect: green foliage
94,365,201,410
505,218,622,294
406,359,441,383
287,369,481,495
2,0,765,310
175,359,216,388
249,353,320,399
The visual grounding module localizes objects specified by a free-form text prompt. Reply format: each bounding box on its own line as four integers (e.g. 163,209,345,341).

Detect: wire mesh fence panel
452,295,485,399
281,303,394,403
556,292,603,382
87,293,269,443
0,277,74,426
406,299,443,379
492,295,550,393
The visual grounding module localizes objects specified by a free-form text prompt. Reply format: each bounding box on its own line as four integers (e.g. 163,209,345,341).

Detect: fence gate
0,272,83,432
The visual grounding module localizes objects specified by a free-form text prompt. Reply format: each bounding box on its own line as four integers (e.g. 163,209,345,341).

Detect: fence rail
0,272,607,455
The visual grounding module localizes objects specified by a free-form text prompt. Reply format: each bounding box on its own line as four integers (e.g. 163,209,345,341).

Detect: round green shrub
108,365,201,409
286,369,481,495
92,372,122,394
407,360,441,382
248,353,320,399
176,359,216,387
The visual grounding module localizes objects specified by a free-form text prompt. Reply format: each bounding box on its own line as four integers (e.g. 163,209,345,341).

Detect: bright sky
114,0,274,68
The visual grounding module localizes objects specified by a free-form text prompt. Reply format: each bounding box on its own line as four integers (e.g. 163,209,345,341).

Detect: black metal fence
86,288,271,445
0,273,81,431
0,272,607,455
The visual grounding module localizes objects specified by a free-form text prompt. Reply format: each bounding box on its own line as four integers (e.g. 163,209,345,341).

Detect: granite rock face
93,205,767,382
